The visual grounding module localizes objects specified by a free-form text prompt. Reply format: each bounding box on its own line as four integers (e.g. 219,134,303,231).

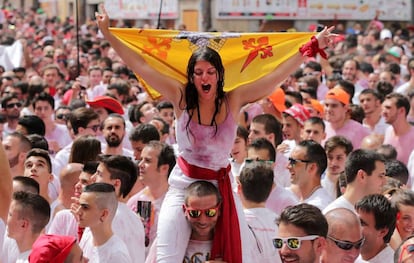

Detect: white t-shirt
52,142,72,176
46,123,72,150
101,143,134,159
87,84,107,101
48,173,61,203
82,235,132,263
396,81,414,95
302,187,333,211
408,151,414,189
323,195,356,215
47,209,78,238
355,244,393,263
183,240,212,263
265,184,298,216
280,139,296,159
1,235,19,263
274,154,291,188
321,175,337,200
244,208,282,263
15,250,30,263
80,202,145,263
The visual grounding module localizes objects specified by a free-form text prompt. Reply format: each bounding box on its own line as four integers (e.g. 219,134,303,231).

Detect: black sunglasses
327,236,365,250
288,157,311,166
86,124,101,132
6,102,22,109
56,114,69,120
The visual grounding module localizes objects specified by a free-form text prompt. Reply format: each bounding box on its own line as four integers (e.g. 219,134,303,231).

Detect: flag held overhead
109,28,314,99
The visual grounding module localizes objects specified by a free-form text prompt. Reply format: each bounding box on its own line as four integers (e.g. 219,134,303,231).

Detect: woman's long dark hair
180,46,226,138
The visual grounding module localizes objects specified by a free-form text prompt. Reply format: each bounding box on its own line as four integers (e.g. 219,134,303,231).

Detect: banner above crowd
109,28,313,99
216,0,412,21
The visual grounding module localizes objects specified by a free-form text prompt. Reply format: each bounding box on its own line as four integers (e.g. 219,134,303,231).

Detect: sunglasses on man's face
6,102,22,109
183,204,220,218
327,236,365,250
56,114,69,120
288,157,311,166
86,124,101,132
272,235,319,250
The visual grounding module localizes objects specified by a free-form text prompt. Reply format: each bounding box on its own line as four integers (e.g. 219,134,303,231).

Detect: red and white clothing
157,109,252,263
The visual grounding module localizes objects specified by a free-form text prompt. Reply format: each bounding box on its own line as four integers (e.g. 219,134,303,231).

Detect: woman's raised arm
95,4,183,105
229,26,337,109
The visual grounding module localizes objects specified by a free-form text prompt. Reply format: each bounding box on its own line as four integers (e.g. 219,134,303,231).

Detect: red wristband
299,36,328,59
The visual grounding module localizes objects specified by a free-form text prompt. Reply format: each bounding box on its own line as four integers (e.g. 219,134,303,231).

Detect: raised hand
316,26,337,50
95,3,110,34
70,196,81,222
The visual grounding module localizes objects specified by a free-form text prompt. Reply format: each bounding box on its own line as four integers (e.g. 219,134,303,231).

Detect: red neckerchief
178,156,242,262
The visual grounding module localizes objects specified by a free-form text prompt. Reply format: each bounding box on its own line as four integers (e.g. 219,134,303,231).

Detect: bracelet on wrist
299,36,328,59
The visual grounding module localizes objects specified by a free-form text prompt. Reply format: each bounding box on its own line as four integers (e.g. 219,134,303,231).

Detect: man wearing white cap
380,28,393,50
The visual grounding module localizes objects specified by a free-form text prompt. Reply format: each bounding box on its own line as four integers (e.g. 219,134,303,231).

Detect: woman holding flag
96,4,336,262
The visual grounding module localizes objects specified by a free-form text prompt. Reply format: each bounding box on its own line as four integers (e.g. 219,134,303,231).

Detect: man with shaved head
53,163,84,215
321,208,364,263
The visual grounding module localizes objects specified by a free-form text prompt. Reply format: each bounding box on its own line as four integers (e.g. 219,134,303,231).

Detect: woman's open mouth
202,84,211,92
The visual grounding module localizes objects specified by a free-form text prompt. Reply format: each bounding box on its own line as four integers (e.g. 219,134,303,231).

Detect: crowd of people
1,2,414,263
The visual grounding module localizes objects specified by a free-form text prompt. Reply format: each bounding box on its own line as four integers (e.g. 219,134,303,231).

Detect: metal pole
157,0,163,29
75,0,80,76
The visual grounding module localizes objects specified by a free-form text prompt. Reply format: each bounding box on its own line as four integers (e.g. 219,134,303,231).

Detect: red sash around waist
178,156,242,262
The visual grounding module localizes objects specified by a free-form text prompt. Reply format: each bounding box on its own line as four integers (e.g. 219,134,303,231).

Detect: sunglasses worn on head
288,157,311,166
273,235,319,250
327,236,365,250
6,102,22,109
183,204,220,218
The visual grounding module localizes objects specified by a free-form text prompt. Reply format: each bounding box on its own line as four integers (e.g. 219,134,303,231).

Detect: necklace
302,185,322,201
196,106,216,126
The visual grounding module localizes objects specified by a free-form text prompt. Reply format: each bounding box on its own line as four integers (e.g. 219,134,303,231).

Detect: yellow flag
109,28,314,99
